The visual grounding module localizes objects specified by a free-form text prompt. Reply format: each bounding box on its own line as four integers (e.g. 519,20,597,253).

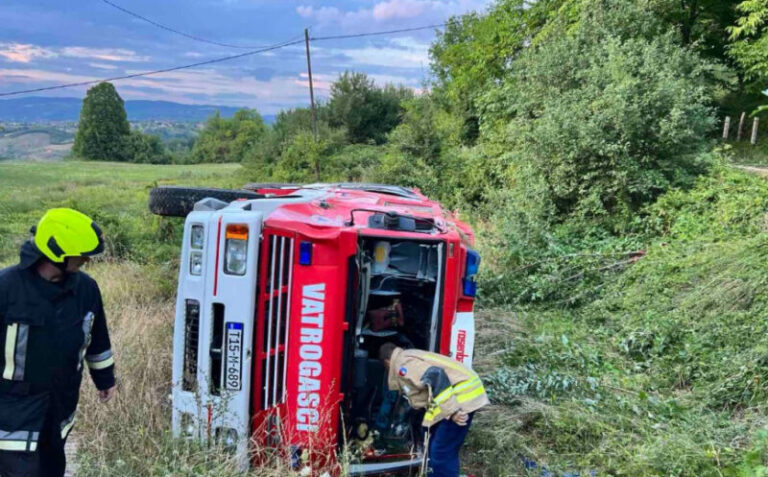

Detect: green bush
122,131,169,164
482,0,716,224
192,109,267,163
327,72,413,145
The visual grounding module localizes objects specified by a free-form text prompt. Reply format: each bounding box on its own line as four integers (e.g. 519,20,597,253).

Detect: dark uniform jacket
0,241,115,452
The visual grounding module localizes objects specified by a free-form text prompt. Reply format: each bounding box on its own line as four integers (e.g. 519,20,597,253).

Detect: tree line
71,71,414,166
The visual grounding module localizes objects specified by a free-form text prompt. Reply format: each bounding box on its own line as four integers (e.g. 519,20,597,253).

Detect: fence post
723,116,731,140
751,117,760,145
738,111,746,141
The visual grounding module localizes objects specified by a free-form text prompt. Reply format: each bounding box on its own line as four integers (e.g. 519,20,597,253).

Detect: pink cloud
373,0,425,20
0,44,57,63
60,47,149,62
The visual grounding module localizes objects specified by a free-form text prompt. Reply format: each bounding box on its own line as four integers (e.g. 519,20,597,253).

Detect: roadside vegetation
5,0,768,475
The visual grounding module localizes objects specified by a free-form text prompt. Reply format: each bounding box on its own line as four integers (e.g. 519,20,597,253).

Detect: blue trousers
427,412,474,477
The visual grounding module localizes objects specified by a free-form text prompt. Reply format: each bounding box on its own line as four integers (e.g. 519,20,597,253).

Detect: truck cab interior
343,236,444,465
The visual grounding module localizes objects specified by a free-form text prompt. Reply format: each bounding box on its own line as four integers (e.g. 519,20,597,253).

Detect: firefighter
0,208,117,477
379,342,488,477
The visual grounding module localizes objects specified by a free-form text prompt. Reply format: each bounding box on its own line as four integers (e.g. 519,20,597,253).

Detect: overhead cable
0,21,456,97
311,22,454,42
99,0,286,49
0,38,304,97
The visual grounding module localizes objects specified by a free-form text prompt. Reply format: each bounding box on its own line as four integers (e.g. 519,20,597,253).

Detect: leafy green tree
482,0,716,225
271,129,346,182
327,72,412,144
122,131,168,164
192,109,267,163
728,0,768,89
73,82,130,161
430,0,562,144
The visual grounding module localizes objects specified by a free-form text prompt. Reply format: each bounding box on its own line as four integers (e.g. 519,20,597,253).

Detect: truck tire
148,186,262,217
242,182,301,191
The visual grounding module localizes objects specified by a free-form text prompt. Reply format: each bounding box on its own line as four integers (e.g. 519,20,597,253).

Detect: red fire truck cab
148,183,480,475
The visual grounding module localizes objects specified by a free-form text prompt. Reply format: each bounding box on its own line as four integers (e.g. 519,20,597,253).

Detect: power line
0,38,304,97
100,0,284,49
311,22,454,42
0,22,456,98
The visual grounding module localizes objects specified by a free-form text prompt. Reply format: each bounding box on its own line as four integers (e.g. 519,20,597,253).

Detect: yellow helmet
34,208,105,263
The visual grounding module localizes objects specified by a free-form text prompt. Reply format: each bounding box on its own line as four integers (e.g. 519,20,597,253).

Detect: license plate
225,322,243,391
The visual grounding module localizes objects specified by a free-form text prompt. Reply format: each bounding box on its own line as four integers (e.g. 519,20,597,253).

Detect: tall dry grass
73,261,302,476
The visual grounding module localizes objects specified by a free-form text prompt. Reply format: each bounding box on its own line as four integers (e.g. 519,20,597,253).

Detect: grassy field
0,161,243,266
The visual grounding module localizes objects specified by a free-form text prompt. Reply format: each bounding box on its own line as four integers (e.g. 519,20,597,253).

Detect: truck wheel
148,186,262,217
242,182,301,191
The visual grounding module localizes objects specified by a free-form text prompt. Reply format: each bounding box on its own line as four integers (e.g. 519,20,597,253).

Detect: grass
73,261,302,476
470,167,768,476
0,161,244,268
725,139,768,166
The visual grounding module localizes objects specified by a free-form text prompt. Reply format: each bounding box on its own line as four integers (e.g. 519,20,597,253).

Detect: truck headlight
224,224,248,276
190,225,204,249
190,252,203,276
215,427,238,453
180,413,196,438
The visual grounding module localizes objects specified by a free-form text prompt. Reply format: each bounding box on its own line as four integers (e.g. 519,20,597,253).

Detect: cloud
373,0,426,20
0,43,149,64
60,47,150,62
0,68,94,85
0,43,57,63
315,36,431,69
297,0,489,28
88,62,119,70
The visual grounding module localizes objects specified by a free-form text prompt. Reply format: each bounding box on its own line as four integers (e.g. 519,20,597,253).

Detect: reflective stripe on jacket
387,347,489,427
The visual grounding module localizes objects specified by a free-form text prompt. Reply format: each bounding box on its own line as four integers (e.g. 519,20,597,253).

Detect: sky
0,0,492,114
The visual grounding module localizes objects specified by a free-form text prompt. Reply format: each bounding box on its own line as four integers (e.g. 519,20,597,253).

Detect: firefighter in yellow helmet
0,209,117,477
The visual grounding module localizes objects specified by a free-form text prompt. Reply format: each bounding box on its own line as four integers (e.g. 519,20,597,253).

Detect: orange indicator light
225,224,249,240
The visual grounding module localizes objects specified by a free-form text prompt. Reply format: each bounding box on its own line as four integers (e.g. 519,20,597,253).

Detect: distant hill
0,97,275,123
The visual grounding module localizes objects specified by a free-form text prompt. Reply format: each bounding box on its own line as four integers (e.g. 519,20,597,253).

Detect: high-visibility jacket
0,241,116,452
387,347,489,427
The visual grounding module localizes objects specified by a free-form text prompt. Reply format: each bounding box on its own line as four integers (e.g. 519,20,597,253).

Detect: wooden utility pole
723,116,731,140
751,117,760,145
737,111,746,141
304,28,318,143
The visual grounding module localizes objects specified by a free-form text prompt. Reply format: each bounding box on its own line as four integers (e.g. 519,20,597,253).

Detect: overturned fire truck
148,182,480,475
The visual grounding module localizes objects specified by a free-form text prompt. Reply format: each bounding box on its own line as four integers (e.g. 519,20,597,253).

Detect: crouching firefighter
379,343,489,477
0,208,117,477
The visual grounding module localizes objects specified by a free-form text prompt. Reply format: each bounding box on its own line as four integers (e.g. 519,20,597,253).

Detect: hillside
466,164,768,476
0,97,278,122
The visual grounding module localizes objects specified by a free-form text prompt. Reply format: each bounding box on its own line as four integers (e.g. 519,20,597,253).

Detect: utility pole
304,28,318,143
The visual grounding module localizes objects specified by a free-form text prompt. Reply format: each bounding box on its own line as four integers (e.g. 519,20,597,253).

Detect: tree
122,131,168,164
327,72,412,144
728,0,768,90
481,0,716,226
192,109,267,163
73,82,130,161
430,0,562,144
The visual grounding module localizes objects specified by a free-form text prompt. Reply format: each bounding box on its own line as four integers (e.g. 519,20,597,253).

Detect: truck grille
182,299,200,392
261,235,294,410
